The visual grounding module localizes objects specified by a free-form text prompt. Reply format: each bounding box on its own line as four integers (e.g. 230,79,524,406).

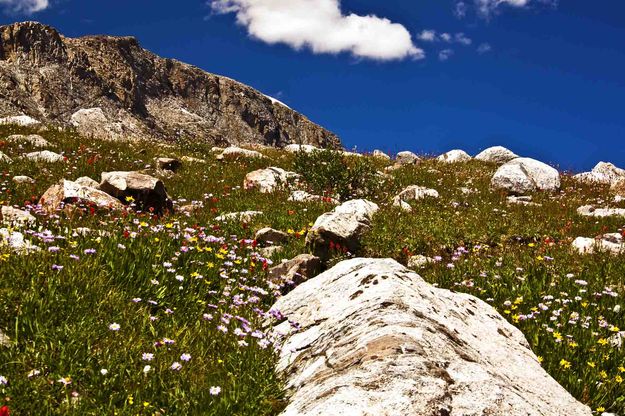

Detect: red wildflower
0,405,9,416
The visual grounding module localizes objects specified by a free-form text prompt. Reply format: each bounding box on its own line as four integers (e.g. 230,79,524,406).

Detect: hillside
0,21,340,148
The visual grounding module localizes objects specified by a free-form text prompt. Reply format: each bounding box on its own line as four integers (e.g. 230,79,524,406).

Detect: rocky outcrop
395,151,419,165
372,149,390,160
577,205,625,218
0,21,340,149
270,258,592,416
6,134,52,148
475,146,518,164
244,167,300,193
0,228,39,253
573,162,625,186
572,234,624,255
306,199,379,261
23,150,64,163
437,149,471,163
491,158,560,194
100,171,172,214
217,146,265,160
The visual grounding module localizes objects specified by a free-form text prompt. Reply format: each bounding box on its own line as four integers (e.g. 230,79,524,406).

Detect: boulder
258,246,284,258
573,162,625,186
24,150,64,163
1,206,36,227
270,258,592,416
395,151,419,166
100,171,173,214
491,158,560,194
506,195,541,207
577,205,625,218
392,185,439,212
0,115,40,126
70,107,130,141
156,157,182,172
0,228,39,253
255,228,290,247
437,149,472,163
572,236,624,255
39,180,125,213
12,175,34,184
285,144,320,154
269,254,323,291
217,146,265,160
407,254,433,269
181,155,207,164
288,191,339,205
475,146,519,164
7,134,52,148
0,151,12,164
74,176,100,188
215,211,263,222
244,167,300,193
306,199,379,261
372,149,391,160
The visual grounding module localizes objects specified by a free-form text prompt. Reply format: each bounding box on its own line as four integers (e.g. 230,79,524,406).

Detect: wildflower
587,361,596,368
108,322,120,331
57,376,72,386
84,248,96,255
27,369,41,378
142,353,154,361
598,338,609,346
0,375,7,385
616,375,623,384
143,365,151,374
209,386,221,396
170,362,182,371
180,353,191,362
559,359,571,369
163,338,175,345
52,264,63,271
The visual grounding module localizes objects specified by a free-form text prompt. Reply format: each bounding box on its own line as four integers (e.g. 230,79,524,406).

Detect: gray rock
506,195,541,207
306,199,379,261
572,235,624,255
269,254,323,291
0,228,39,253
491,158,561,194
0,151,12,164
217,146,265,160
372,149,391,160
392,185,439,212
156,157,182,172
255,227,290,247
0,114,40,126
258,246,284,258
12,175,34,184
407,254,433,269
244,167,300,193
437,149,472,163
74,176,100,189
100,171,173,214
284,144,320,153
40,179,125,213
0,329,9,347
395,151,419,165
7,134,52,148
270,258,592,416
475,146,519,164
24,150,64,163
181,155,207,164
1,206,36,227
288,190,339,204
573,162,625,186
577,205,625,218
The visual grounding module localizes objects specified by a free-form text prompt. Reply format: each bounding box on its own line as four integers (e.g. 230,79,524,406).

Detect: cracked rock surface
270,258,591,416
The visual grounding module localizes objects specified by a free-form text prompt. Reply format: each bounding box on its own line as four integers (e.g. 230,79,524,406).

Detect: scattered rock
475,146,519,164
217,146,265,160
156,157,182,172
288,190,338,204
395,151,419,165
573,162,625,186
0,115,40,126
258,246,284,258
437,149,472,163
460,187,477,195
244,167,300,193
507,195,541,207
12,175,34,184
215,211,263,222
306,199,379,261
572,236,624,255
74,176,100,189
0,228,39,253
100,171,173,214
1,206,36,227
255,228,290,247
24,150,64,163
0,151,12,164
270,258,591,416
177,204,203,215
577,205,625,218
7,134,52,148
392,185,439,211
407,254,433,269
372,149,391,160
284,144,320,153
181,156,206,164
491,157,560,194
269,254,323,290
40,179,125,213
342,150,362,158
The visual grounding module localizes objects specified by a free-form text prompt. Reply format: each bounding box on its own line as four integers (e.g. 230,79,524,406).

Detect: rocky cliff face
0,21,340,147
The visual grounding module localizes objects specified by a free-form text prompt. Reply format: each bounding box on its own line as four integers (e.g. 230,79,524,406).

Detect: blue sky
1,0,624,171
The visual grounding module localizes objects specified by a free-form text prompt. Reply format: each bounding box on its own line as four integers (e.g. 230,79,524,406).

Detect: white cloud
474,0,556,17
455,33,472,45
454,1,467,19
0,0,48,14
210,0,423,61
438,49,454,61
417,30,436,42
440,32,452,43
416,30,472,46
477,42,492,54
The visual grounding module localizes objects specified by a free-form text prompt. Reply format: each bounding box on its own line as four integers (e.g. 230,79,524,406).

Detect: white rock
306,199,379,260
475,146,519,164
24,150,64,163
284,144,320,154
372,150,391,160
573,236,624,255
7,134,52,148
215,211,263,222
491,158,560,194
577,205,625,218
244,167,300,193
75,177,100,189
437,149,472,163
395,151,419,165
1,206,36,227
392,185,439,212
12,175,34,184
0,115,40,126
0,228,39,253
217,146,265,160
271,258,591,416
181,155,207,164
40,179,125,213
506,195,541,207
573,162,625,186
288,191,339,204
0,151,12,164
407,254,433,269
70,108,128,141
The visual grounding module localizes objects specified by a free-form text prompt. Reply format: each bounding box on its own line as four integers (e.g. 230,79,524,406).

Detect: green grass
0,124,624,414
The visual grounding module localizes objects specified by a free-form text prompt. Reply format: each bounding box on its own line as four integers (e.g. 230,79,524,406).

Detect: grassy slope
0,124,623,414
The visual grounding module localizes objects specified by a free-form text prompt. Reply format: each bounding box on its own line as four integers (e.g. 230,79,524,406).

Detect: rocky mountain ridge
0,21,340,148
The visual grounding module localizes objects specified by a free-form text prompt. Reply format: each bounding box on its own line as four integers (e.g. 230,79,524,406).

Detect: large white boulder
437,149,472,163
244,167,300,193
284,144,320,154
0,228,39,253
0,115,40,126
7,134,52,148
572,235,624,255
395,151,420,165
491,158,560,194
217,146,265,160
475,146,519,164
577,205,625,218
270,258,592,416
372,149,391,160
573,162,625,186
1,206,36,227
306,200,379,260
24,150,64,163
39,179,125,213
